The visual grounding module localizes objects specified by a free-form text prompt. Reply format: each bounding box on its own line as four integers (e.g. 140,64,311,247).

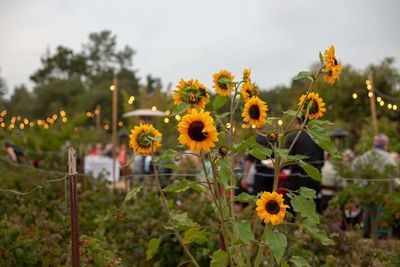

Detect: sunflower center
333,58,338,66
265,200,280,214
218,76,229,90
188,121,208,141
188,93,198,104
246,90,252,97
248,105,260,119
305,99,319,115
137,132,154,148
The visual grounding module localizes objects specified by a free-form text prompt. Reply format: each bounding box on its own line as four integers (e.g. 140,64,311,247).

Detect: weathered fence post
68,147,80,267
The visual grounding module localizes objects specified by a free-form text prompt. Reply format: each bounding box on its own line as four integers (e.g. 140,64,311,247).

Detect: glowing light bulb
164,118,170,123
175,115,181,121
352,93,358,99
128,96,135,104
377,97,382,102
151,106,157,111
278,120,283,126
368,92,373,98
388,104,392,109
393,105,397,111
380,101,384,106
165,110,171,115
110,85,115,91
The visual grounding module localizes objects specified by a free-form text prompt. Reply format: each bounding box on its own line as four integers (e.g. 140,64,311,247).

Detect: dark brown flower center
218,76,229,90
267,132,277,143
188,94,198,104
248,105,260,119
188,121,208,141
265,200,280,214
305,99,319,115
333,58,338,66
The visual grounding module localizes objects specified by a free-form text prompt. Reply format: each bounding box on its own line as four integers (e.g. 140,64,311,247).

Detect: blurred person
103,144,113,158
320,153,341,212
239,154,257,194
284,118,324,212
352,134,397,238
4,140,25,163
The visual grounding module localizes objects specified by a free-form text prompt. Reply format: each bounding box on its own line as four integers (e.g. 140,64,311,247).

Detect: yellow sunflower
129,124,162,155
256,191,289,225
298,92,326,120
178,109,219,154
240,82,258,102
323,45,343,85
212,70,235,96
242,96,268,128
173,79,210,110
243,68,251,83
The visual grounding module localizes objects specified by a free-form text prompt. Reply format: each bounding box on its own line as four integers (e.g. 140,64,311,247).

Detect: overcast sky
1,0,399,97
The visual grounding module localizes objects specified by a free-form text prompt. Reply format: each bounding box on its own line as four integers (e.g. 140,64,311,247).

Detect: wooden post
368,72,379,134
112,77,119,188
68,147,80,267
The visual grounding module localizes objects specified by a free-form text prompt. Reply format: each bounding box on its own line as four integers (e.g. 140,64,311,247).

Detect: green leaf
165,212,197,231
218,158,231,188
298,161,322,182
234,192,257,204
293,71,312,81
301,219,334,246
283,109,301,118
213,95,229,109
183,227,207,244
250,146,272,160
298,187,316,199
275,148,308,163
234,220,256,243
146,238,161,260
290,256,311,267
307,120,341,158
265,229,287,264
210,249,228,267
220,112,231,118
125,186,143,201
163,179,203,193
232,135,257,153
319,51,324,64
171,102,190,116
289,194,319,224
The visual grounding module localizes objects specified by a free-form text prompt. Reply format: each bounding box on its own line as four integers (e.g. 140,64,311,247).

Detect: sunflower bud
267,131,278,143
219,147,228,158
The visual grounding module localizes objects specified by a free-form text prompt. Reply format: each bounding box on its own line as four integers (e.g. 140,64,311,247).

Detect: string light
62,117,68,123
376,97,382,102
128,96,135,104
29,122,34,127
165,110,171,115
0,122,5,128
110,85,115,91
379,101,384,106
0,110,6,117
118,121,123,127
278,120,283,126
175,115,181,121
104,124,110,130
368,92,373,98
19,123,24,130
393,105,398,111
387,104,392,110
164,118,169,124
352,93,358,99
151,106,157,111
23,118,29,125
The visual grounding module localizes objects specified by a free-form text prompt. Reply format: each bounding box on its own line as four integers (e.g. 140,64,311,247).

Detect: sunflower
298,92,326,120
256,191,289,225
178,109,219,154
129,124,162,155
242,96,268,128
173,79,210,110
323,45,343,85
240,82,258,102
212,70,235,96
243,68,251,83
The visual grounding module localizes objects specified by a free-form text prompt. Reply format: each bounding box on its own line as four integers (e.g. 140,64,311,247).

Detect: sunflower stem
254,223,270,267
151,148,200,267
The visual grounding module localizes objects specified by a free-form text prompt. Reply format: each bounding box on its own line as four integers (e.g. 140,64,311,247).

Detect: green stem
151,149,199,267
254,224,270,267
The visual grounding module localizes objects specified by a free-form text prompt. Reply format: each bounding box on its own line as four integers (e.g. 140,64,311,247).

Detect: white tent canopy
122,109,166,118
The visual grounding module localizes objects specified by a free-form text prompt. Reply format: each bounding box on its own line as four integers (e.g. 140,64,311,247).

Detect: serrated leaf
275,148,308,163
232,135,257,153
298,161,322,182
301,219,334,246
219,158,231,188
157,149,178,162
146,238,161,260
234,192,257,204
210,249,228,267
298,187,316,199
289,194,319,224
171,102,190,116
290,256,310,267
213,95,229,110
125,186,143,201
293,71,312,81
183,227,207,244
307,120,340,158
265,229,287,264
234,220,256,243
250,146,272,160
283,109,301,118
163,179,203,193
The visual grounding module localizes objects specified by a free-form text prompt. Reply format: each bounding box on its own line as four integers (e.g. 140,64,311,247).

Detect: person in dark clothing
251,135,275,194
284,118,324,212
